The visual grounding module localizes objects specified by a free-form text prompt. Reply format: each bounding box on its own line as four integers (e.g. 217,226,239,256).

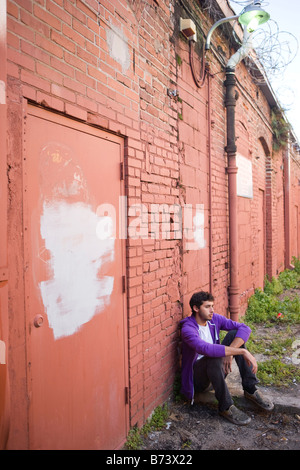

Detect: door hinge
125,386,129,405
122,275,126,293
120,162,124,180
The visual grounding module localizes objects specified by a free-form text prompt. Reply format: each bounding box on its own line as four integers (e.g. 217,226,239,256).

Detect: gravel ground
141,396,300,451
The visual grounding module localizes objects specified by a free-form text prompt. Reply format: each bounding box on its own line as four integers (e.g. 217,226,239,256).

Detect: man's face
193,301,214,325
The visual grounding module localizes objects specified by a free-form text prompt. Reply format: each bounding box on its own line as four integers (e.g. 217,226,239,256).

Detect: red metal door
23,105,128,449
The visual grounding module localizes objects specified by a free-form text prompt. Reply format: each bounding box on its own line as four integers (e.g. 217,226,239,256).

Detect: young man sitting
180,291,274,425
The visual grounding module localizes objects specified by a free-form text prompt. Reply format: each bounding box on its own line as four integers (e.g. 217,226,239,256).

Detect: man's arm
222,336,245,374
229,337,245,349
216,314,252,344
224,345,258,374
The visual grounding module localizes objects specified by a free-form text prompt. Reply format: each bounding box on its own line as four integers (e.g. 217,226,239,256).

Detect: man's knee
221,329,238,346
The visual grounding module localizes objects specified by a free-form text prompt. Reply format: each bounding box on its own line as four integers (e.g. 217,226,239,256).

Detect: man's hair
189,291,214,314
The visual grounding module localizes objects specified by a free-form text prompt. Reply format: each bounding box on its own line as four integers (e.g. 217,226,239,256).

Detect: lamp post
205,0,270,51
205,1,270,320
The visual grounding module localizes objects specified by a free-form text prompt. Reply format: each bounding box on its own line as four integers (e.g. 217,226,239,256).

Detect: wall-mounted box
180,18,197,41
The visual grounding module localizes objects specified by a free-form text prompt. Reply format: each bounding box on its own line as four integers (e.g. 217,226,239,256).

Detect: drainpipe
284,141,292,269
224,29,253,321
207,72,213,294
224,68,239,321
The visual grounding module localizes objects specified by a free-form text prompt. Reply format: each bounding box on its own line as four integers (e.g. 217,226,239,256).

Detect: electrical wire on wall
189,41,209,88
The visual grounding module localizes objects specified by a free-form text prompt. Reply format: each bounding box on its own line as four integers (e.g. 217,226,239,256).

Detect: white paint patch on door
39,200,115,340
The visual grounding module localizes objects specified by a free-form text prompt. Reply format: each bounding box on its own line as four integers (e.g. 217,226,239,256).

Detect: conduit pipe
225,29,253,321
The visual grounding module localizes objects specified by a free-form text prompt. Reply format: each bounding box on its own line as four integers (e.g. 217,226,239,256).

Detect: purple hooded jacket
179,313,251,401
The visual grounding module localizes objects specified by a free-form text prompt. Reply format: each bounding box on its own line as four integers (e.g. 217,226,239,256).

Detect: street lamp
205,1,270,50
181,2,270,318
221,2,270,321
201,1,270,320
238,2,270,33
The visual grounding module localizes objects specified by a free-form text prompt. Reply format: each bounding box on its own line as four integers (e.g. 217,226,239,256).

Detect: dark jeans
193,330,259,411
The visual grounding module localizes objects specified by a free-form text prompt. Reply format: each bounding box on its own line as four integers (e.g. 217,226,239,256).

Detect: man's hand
224,345,258,375
243,350,258,374
223,355,233,375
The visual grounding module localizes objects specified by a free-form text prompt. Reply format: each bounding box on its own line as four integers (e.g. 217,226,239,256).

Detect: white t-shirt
197,323,213,360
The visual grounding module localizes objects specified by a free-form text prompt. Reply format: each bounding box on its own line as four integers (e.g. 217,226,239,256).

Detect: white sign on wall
236,153,253,198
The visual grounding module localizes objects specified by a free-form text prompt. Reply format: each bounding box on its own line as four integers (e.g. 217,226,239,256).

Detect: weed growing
257,359,300,387
244,258,300,387
125,404,169,450
245,259,300,326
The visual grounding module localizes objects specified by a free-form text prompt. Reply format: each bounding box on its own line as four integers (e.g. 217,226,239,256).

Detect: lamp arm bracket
205,15,239,51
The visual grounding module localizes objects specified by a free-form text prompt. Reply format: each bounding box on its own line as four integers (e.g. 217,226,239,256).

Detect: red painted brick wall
5,0,300,434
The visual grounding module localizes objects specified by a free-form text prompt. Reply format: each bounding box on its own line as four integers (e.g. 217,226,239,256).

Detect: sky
228,0,300,141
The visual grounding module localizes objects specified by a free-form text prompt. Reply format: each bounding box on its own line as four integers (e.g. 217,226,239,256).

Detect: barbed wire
249,21,298,76
201,1,299,110
273,85,296,110
228,0,270,6
227,1,299,111
231,17,298,94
